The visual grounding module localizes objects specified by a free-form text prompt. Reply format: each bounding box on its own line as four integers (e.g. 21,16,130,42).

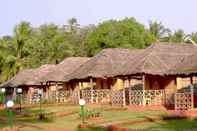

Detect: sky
0,0,196,36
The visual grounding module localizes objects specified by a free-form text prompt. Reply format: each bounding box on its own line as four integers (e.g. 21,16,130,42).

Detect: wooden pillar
122,79,126,107
79,82,83,100
90,78,94,104
80,82,83,89
175,89,177,110
190,76,193,85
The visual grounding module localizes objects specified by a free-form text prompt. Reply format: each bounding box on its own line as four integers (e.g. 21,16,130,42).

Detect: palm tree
169,29,185,43
149,21,171,42
0,22,32,82
190,32,197,43
65,18,79,33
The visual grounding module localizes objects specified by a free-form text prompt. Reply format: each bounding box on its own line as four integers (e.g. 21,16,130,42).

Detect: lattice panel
81,89,92,103
175,92,192,110
92,89,111,104
46,90,80,104
129,90,164,106
81,89,111,104
111,90,124,107
130,90,143,105
144,90,164,105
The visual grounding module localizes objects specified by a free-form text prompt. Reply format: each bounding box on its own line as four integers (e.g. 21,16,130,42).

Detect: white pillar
128,77,131,105
122,79,126,107
90,78,94,104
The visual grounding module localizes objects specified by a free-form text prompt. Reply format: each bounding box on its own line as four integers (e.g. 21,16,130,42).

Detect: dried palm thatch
0,64,55,88
64,48,142,81
39,57,90,82
120,42,197,76
168,54,197,75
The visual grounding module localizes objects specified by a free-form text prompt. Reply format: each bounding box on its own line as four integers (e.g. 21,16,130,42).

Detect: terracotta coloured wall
95,78,114,89
60,81,90,90
144,75,177,91
111,78,124,90
96,79,102,89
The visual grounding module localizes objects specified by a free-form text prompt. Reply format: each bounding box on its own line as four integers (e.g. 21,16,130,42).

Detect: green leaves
149,21,171,41
0,18,197,83
86,18,155,56
169,29,185,43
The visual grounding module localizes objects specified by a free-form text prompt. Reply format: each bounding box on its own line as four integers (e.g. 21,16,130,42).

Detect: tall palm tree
149,21,171,42
65,18,79,33
190,32,197,44
169,29,185,43
0,22,32,82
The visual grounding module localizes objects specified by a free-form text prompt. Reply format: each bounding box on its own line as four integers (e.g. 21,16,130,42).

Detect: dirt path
98,116,162,127
0,118,71,131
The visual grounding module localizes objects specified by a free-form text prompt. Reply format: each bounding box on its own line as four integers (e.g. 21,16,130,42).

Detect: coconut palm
169,29,185,43
190,32,197,44
0,22,32,82
149,21,171,42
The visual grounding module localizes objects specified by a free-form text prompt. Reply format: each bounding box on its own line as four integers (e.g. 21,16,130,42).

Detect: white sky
0,0,196,36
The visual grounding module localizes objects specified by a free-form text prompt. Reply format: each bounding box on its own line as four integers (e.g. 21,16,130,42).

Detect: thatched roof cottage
64,48,142,90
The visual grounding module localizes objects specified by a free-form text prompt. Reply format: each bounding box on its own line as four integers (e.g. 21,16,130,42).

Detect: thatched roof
168,53,197,75
0,64,55,88
39,57,90,82
120,42,197,76
64,48,141,81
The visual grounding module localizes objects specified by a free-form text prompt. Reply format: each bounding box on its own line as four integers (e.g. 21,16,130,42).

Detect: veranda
17,75,197,111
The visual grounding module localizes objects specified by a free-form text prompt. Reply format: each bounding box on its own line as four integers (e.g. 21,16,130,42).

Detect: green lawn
1,105,197,131
123,119,197,131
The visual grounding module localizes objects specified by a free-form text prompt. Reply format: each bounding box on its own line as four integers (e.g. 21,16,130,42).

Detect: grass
23,104,80,113
18,106,167,130
1,105,197,131
0,123,4,128
122,119,197,131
